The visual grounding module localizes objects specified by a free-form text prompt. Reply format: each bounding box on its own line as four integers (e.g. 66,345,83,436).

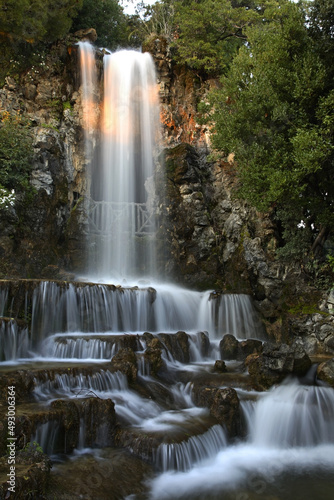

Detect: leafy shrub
0,111,34,193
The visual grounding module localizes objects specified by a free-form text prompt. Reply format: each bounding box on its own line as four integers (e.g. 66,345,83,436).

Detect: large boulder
220,334,263,361
317,358,334,388
110,348,138,383
158,331,190,363
246,342,312,390
193,386,241,438
220,334,239,360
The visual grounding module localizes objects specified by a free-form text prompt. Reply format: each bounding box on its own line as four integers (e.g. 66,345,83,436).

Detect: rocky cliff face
0,35,333,355
0,39,96,277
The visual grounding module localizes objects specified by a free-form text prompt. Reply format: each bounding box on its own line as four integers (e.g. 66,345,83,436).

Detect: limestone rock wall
0,39,93,277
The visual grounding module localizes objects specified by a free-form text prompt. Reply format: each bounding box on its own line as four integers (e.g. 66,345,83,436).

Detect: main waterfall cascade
0,41,333,499
84,44,160,282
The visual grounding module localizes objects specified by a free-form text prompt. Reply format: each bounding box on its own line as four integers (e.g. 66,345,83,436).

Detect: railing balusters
86,199,156,236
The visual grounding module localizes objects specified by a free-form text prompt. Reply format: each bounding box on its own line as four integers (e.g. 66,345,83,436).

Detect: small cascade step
0,279,266,340
155,424,228,472
0,396,116,456
115,410,225,466
0,363,124,401
0,317,29,361
42,333,141,360
32,368,128,401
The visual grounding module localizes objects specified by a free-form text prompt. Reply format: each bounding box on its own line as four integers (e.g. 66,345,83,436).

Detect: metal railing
87,199,156,236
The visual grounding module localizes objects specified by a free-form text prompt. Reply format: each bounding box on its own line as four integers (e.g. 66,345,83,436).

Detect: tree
0,0,83,84
172,0,280,75
71,0,128,49
128,0,177,41
210,0,334,258
0,112,33,193
0,0,83,43
308,0,334,87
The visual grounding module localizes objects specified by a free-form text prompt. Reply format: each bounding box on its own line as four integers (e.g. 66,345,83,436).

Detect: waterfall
250,380,334,447
155,425,228,472
149,378,334,499
41,336,117,360
33,369,128,400
83,47,160,282
0,281,264,354
0,319,30,361
2,41,332,500
78,41,97,136
32,421,60,456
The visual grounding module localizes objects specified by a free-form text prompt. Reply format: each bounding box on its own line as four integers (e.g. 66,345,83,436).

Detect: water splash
155,424,228,472
0,281,264,354
251,380,334,447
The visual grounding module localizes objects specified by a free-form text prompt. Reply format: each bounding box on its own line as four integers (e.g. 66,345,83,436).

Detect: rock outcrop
220,334,263,361
193,386,241,438
246,342,312,390
317,358,334,388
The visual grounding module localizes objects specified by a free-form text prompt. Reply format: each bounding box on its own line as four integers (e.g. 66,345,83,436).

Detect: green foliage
0,0,83,43
209,0,334,258
304,255,334,291
63,100,73,112
0,112,34,193
23,441,44,454
172,0,279,75
71,0,128,49
0,0,83,84
308,0,334,84
128,0,177,42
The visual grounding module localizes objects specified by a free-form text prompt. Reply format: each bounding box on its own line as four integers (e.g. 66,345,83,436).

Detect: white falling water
87,49,160,281
32,421,60,456
33,369,127,400
250,380,334,447
1,281,263,348
78,41,98,219
155,424,228,472
0,319,30,362
149,378,334,499
78,41,97,136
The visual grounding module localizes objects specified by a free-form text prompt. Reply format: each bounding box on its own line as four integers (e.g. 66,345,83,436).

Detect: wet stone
220,334,263,361
110,347,138,383
246,342,312,390
213,360,227,373
220,334,239,360
144,343,163,376
158,331,190,363
198,331,210,357
317,358,334,388
192,386,241,438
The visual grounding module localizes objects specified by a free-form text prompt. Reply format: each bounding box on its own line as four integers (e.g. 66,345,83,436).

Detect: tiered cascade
1,278,334,498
